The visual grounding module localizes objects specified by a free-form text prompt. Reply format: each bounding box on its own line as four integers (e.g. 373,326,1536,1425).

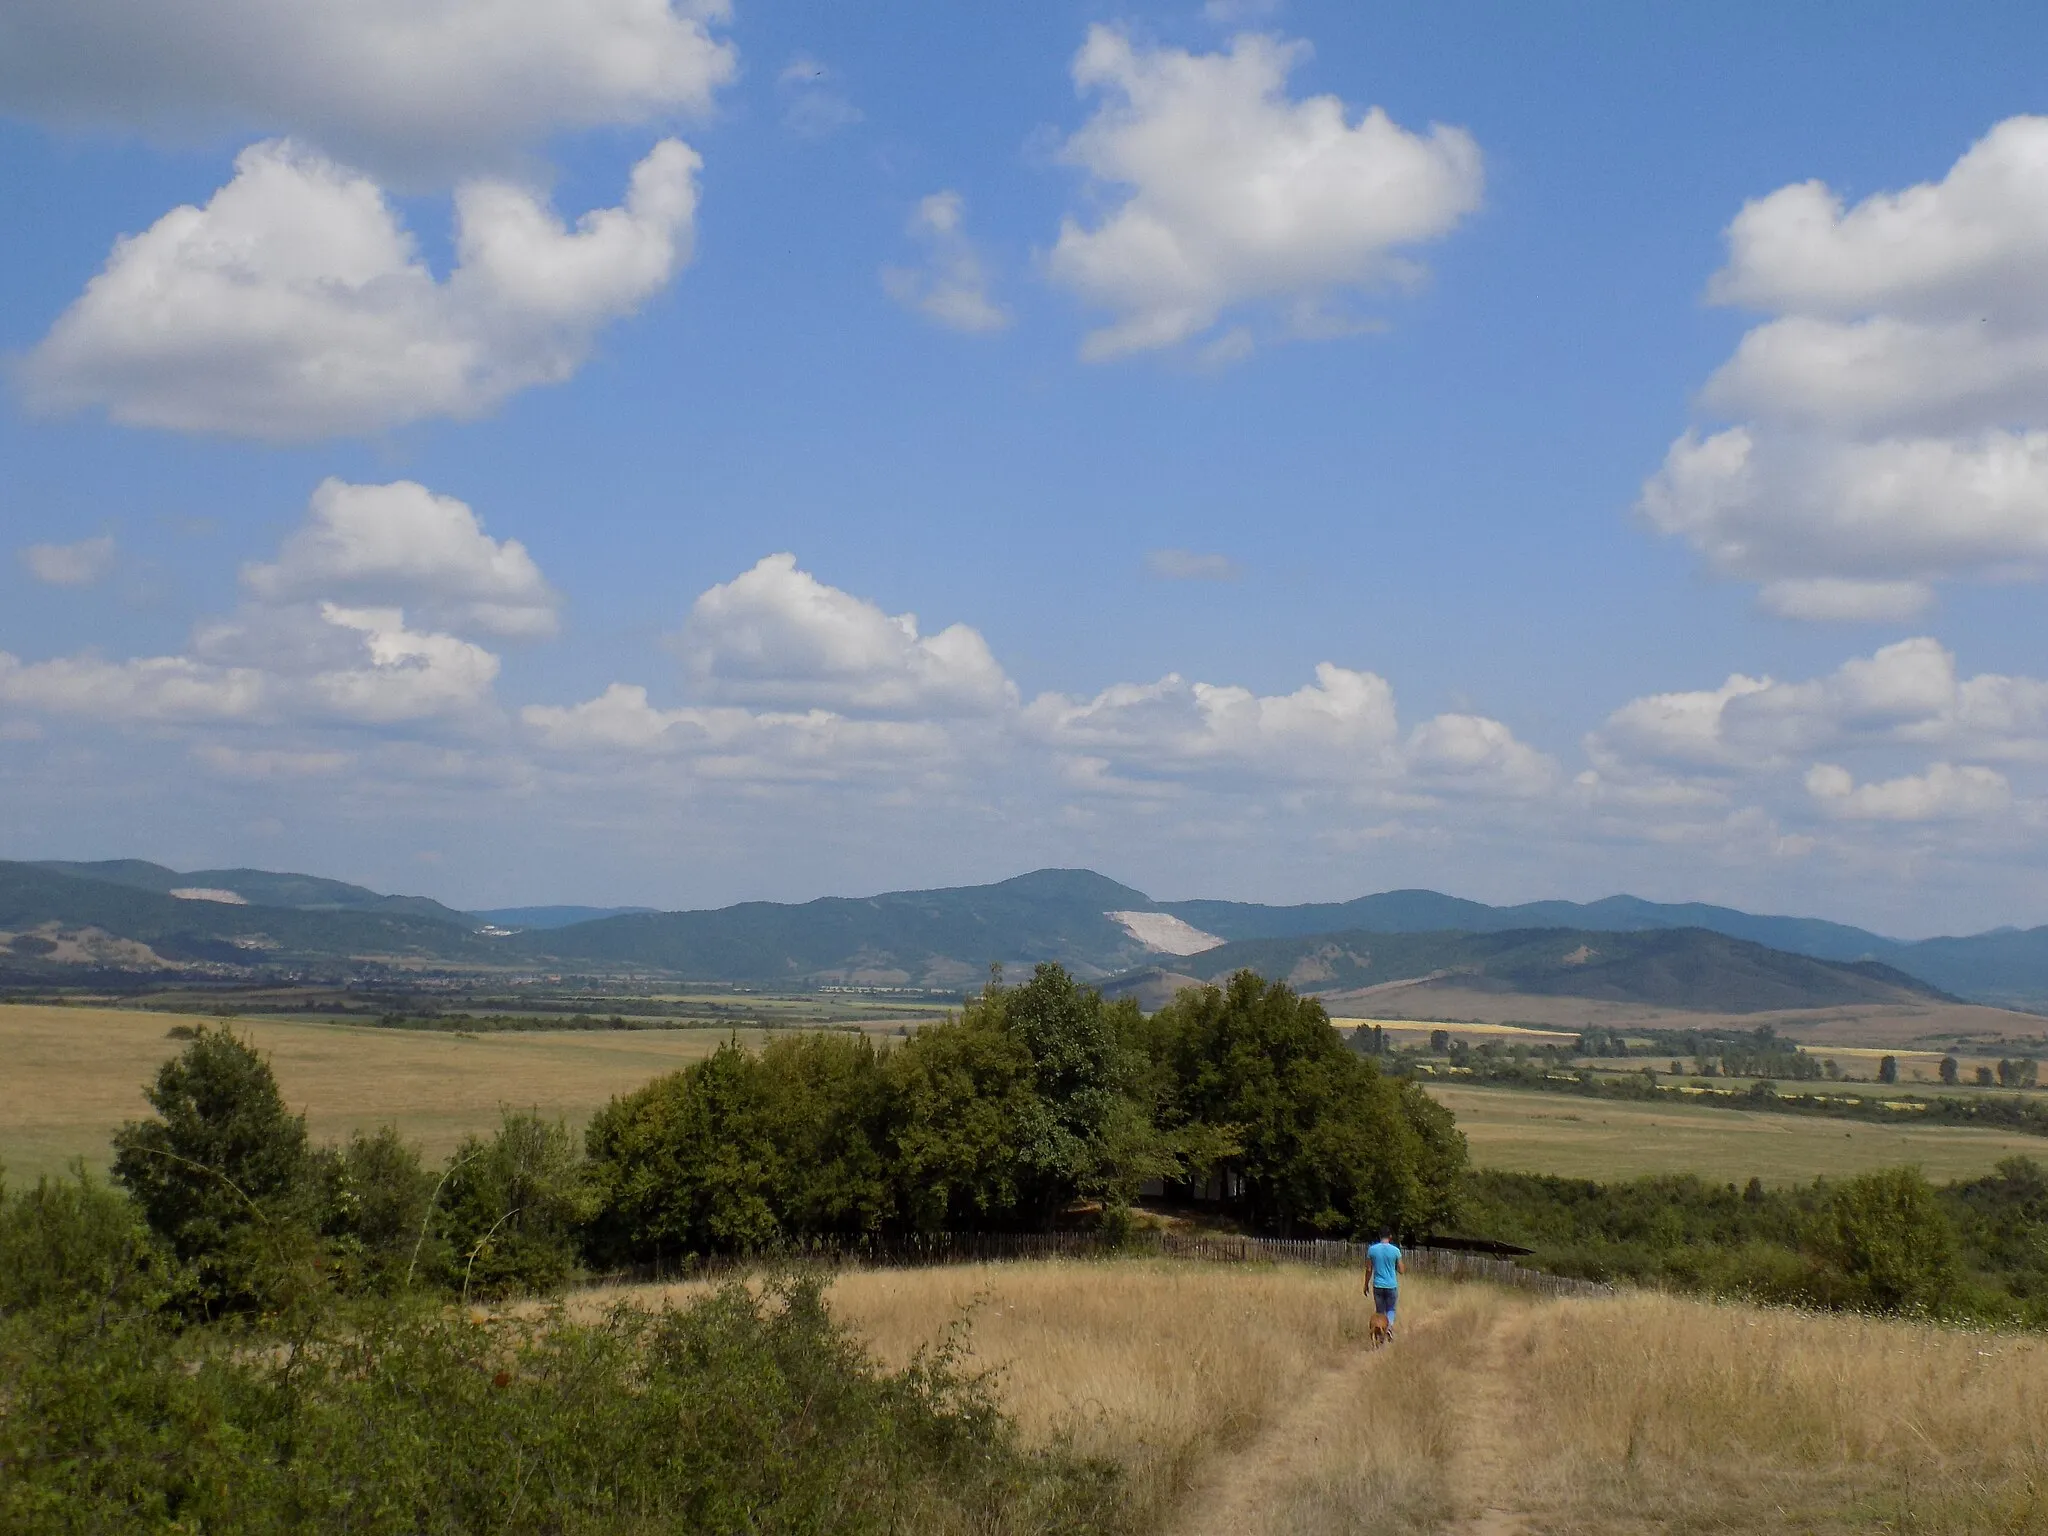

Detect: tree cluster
587,965,1465,1265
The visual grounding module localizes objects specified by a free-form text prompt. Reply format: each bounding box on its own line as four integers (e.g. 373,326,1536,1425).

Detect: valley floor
585,1260,2048,1534
1426,1082,2048,1185
9,1003,2045,1186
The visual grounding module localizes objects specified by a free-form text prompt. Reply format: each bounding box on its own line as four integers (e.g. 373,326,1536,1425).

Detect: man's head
1379,1228,1393,1242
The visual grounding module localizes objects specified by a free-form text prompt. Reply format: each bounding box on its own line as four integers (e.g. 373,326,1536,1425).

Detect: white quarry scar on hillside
1107,910,1226,956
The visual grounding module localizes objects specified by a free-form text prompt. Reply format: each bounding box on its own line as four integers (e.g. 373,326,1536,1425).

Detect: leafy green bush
1819,1167,1959,1314
584,966,1466,1260
0,1274,1120,1534
0,1166,172,1320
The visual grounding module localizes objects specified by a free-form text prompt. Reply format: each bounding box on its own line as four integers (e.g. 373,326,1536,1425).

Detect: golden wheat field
579,1260,2048,1534
0,1003,767,1179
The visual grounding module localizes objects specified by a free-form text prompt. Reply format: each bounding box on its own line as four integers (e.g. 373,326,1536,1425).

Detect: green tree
585,1032,895,1264
881,1010,1051,1233
1940,1055,1960,1086
440,1111,586,1298
1150,971,1466,1236
110,1026,317,1313
958,964,1174,1219
1878,1055,1900,1085
1820,1167,1958,1314
316,1126,440,1294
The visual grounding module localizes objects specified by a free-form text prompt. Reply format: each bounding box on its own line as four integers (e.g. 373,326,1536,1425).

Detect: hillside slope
1157,889,1899,963
508,868,1159,985
0,861,488,970
1165,926,1952,1014
33,859,468,924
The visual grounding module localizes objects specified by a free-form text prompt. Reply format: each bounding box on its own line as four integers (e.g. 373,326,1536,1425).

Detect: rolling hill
32,859,470,924
1155,890,1899,964
502,868,1162,985
1159,927,1954,1014
6,856,2048,1009
0,861,489,972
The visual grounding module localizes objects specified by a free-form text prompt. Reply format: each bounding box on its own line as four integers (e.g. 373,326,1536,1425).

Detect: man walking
1367,1228,1403,1341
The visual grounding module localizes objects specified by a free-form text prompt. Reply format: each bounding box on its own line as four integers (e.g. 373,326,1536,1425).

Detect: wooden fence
589,1228,1611,1299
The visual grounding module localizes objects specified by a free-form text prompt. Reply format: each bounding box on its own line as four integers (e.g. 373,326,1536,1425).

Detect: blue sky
4,1,2048,934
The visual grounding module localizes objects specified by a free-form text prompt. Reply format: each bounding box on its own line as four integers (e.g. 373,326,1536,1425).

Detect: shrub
913,964,1172,1223
1819,1167,1960,1314
0,1166,172,1320
0,1274,1120,1534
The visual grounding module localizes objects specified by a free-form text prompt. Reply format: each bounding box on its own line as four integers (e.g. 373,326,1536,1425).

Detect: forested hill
0,861,489,970
503,869,1160,985
1165,927,1956,1015
29,859,470,924
1155,889,1896,964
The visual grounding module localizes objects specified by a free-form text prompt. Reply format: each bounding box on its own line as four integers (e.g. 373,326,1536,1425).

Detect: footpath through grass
584,1261,2048,1535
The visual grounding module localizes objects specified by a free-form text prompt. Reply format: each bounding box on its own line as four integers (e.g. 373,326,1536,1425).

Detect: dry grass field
0,1003,766,1179
579,1260,2048,1534
1326,983,2048,1051
1428,1082,2048,1185
9,1003,2046,1190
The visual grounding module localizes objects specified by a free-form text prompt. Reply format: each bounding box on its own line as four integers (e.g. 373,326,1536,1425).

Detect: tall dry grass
1503,1289,2048,1532
583,1262,2048,1534
584,1260,1385,1529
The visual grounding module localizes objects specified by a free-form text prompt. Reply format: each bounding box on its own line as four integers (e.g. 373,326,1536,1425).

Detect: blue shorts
1372,1286,1398,1318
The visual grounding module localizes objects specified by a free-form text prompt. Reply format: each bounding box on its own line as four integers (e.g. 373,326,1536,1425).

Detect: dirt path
1169,1337,1389,1536
1167,1304,1541,1536
1438,1312,1531,1535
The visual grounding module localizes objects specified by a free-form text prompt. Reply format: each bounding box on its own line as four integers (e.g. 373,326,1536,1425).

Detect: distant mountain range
4,857,2047,1012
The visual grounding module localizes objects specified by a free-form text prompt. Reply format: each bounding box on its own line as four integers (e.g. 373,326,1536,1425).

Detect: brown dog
1369,1311,1393,1348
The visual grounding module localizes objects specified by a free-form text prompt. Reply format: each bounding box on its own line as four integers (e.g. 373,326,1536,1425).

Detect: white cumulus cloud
21,137,699,440
1048,26,1481,360
521,685,953,781
0,606,500,727
243,479,559,637
1642,117,2048,614
1805,761,2011,821
881,192,1010,334
1594,639,1985,772
680,554,1015,716
0,0,733,180
19,534,115,587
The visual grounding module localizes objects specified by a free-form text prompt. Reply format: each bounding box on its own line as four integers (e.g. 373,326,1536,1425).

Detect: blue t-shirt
1368,1240,1401,1290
